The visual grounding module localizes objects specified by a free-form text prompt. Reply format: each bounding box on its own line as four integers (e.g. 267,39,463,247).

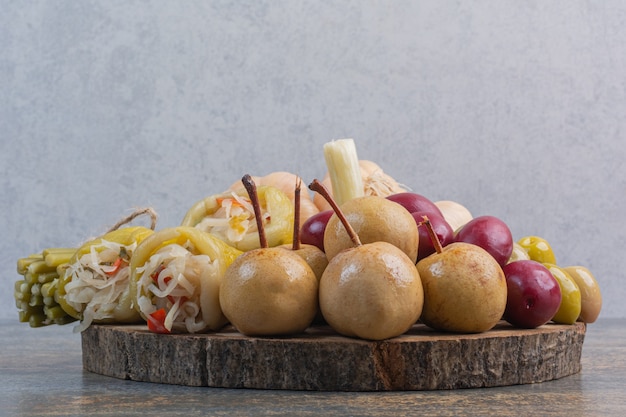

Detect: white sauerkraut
136,242,219,333
65,240,137,333
194,192,269,245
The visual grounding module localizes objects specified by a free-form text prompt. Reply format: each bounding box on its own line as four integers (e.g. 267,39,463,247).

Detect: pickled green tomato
543,263,582,324
518,236,557,264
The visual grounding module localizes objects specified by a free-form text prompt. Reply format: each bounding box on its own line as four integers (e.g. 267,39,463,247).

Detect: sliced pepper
147,308,170,334
129,226,242,334
181,185,294,252
57,226,154,331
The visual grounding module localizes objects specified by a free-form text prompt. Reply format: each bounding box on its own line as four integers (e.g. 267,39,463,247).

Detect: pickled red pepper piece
181,185,294,252
130,226,242,334
147,308,169,334
57,226,155,332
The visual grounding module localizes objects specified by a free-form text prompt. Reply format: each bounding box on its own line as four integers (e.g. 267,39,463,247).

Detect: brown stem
292,177,302,250
420,215,443,254
309,179,362,247
241,174,268,249
106,207,158,233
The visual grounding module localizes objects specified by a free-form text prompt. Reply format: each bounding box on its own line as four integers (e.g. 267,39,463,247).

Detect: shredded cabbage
136,242,219,333
194,192,270,244
65,240,138,333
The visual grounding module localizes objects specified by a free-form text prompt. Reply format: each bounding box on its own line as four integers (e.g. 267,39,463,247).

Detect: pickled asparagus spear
43,250,74,268
14,248,78,327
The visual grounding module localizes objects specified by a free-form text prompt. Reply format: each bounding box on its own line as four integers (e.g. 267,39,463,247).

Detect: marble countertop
1,318,624,416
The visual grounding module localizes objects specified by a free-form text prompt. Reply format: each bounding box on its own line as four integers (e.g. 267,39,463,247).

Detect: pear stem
421,215,443,254
242,174,268,249
309,179,362,247
292,177,302,250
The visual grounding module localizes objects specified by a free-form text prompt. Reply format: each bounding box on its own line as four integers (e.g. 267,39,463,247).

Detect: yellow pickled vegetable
181,185,293,251
57,226,154,332
130,226,242,333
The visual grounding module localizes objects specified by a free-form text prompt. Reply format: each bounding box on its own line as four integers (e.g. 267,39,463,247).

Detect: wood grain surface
81,321,585,391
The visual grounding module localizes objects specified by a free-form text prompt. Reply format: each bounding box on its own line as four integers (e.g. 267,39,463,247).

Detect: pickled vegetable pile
13,139,602,340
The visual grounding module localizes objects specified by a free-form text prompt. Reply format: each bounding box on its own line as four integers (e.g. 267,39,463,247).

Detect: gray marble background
2,1,624,320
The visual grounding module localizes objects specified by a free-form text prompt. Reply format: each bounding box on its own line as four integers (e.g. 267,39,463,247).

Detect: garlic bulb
313,160,407,211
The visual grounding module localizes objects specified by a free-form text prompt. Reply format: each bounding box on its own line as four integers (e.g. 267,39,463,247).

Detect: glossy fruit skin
386,192,443,218
502,260,562,329
517,236,557,264
542,263,581,325
324,196,419,263
563,265,602,323
416,242,508,333
279,244,329,325
507,242,531,264
300,210,333,252
412,211,454,261
219,247,319,336
319,242,423,340
454,215,513,267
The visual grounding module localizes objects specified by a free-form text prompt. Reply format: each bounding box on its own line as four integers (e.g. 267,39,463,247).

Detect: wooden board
81,321,586,391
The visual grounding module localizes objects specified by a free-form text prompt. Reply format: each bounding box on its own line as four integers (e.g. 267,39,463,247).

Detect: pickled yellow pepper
181,185,294,251
129,226,242,333
57,226,154,330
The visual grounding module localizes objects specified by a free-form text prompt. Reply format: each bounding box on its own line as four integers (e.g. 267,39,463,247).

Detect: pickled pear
279,181,328,324
220,247,318,336
219,175,318,336
310,179,423,340
417,218,507,333
320,241,423,340
323,195,419,263
284,178,328,282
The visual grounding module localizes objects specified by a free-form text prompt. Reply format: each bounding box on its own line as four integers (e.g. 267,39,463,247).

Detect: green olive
543,263,581,325
507,242,531,264
563,265,602,323
518,236,557,264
